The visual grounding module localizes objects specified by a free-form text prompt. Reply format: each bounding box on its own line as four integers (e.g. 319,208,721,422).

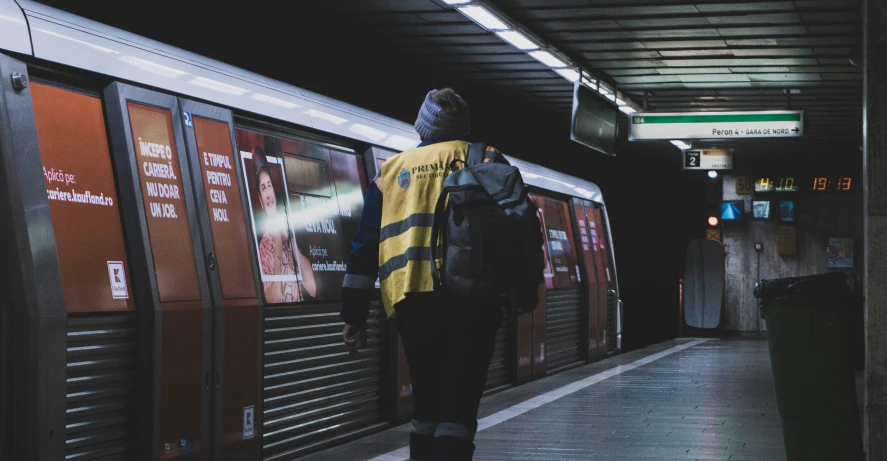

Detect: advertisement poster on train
329,149,366,249
237,130,314,304
128,102,201,303
530,194,580,289
236,129,354,303
532,199,555,289
32,83,135,313
193,118,257,300
282,142,349,302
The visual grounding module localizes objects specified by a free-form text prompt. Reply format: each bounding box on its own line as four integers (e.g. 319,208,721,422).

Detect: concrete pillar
864,1,887,459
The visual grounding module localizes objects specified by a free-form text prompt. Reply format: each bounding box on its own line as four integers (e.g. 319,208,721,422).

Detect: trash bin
754,272,863,461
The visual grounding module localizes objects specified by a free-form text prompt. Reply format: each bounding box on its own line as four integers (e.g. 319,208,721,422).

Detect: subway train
0,1,622,460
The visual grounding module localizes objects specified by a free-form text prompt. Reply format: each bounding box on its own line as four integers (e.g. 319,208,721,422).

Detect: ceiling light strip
447,0,641,113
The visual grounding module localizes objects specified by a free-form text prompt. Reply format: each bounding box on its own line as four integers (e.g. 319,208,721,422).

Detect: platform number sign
183,111,193,128
685,150,701,168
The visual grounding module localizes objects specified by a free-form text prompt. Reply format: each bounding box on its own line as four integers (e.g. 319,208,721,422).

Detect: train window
530,194,581,289
329,149,366,243
127,102,202,302
284,154,332,198
587,207,612,284
31,82,135,312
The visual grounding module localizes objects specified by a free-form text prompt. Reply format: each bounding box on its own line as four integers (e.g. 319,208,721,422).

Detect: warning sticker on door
106,261,129,299
243,406,255,440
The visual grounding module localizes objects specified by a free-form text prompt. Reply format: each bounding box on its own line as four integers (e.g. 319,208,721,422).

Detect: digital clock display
754,176,853,193
812,177,852,192
755,177,798,192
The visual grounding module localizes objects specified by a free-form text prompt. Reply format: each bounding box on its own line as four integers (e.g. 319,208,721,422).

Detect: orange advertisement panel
31,82,134,312
192,117,256,300
127,102,201,303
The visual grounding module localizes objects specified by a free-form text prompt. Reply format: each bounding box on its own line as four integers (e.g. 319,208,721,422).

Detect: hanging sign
683,148,734,170
630,110,804,140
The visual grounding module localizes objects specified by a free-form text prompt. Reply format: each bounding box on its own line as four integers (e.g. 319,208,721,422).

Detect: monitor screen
570,82,618,156
752,200,771,219
780,201,795,222
721,201,742,221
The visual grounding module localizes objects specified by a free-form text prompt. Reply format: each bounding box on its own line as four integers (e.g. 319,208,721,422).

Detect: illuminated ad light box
780,201,796,223
752,200,771,220
683,148,733,171
721,200,743,222
629,111,804,140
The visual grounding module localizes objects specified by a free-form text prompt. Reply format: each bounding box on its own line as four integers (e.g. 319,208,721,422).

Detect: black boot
431,435,475,461
410,432,434,460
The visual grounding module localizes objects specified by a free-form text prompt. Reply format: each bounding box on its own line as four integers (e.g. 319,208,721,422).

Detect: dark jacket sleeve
339,180,383,326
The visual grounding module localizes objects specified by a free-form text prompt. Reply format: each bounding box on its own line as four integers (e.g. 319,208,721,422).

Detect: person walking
340,88,544,460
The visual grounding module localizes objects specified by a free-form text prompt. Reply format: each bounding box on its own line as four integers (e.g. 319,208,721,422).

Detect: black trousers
396,295,503,461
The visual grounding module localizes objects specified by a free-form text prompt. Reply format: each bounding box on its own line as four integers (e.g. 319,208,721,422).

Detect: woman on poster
252,146,317,303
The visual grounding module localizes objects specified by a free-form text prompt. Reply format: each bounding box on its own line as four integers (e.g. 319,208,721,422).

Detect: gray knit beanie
414,89,470,141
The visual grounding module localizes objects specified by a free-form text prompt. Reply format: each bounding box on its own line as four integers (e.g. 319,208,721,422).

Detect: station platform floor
302,338,786,461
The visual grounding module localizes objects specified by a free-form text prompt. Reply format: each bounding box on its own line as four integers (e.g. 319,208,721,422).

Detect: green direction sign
629,111,803,140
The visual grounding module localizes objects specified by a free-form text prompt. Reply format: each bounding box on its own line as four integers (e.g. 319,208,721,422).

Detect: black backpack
430,142,544,313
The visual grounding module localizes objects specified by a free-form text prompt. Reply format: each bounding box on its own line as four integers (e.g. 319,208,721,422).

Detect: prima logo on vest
398,169,411,189
411,161,453,180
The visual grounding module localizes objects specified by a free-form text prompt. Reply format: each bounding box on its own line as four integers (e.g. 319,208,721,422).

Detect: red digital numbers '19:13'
812,177,852,191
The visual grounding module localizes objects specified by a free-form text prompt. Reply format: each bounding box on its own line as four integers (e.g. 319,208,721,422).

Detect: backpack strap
429,187,450,291
467,142,486,167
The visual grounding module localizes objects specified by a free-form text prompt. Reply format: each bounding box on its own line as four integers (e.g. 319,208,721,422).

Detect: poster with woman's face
237,129,309,304
236,128,364,304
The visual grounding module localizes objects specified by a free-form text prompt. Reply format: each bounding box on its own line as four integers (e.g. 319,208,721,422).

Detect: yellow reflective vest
376,140,498,317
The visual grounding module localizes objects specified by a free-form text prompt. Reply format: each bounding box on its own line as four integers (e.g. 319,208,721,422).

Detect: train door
530,194,584,374
571,200,604,362
516,193,585,379
586,205,616,353
238,129,390,458
104,83,262,461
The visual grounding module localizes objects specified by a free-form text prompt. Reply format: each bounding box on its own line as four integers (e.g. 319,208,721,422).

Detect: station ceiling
319,0,862,144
